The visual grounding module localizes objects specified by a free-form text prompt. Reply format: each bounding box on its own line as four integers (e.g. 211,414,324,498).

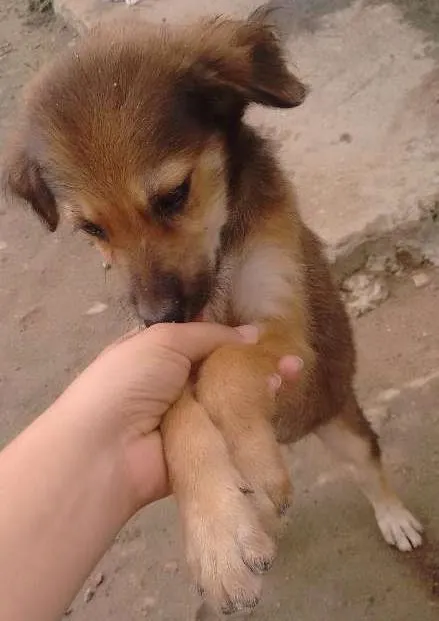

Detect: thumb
144,322,259,363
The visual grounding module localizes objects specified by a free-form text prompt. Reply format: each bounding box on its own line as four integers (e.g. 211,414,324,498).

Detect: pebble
395,244,423,269
365,406,390,429
412,272,430,288
85,302,108,315
92,571,105,588
0,241,7,251
365,254,388,274
83,572,105,604
163,561,178,574
84,587,96,603
342,273,389,317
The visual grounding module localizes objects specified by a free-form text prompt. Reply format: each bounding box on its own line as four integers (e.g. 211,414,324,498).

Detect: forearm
0,397,138,621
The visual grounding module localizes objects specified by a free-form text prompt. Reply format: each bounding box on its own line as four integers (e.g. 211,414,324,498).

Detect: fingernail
279,355,304,376
268,373,282,393
235,324,259,344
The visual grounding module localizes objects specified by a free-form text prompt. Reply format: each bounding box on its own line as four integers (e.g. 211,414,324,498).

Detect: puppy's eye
153,176,191,219
80,220,107,241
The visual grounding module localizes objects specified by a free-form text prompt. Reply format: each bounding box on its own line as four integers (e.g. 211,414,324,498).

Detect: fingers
105,324,304,387
144,322,259,363
268,356,304,396
278,355,304,381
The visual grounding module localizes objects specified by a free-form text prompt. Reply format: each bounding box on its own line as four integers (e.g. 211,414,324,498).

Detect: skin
0,321,302,621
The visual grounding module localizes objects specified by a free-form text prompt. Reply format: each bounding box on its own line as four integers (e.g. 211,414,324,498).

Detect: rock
365,253,399,275
423,240,439,267
365,406,390,431
365,254,388,274
412,272,430,288
339,132,353,143
28,0,52,12
64,606,73,617
395,244,423,270
84,587,95,603
342,273,389,317
83,571,105,603
85,302,108,315
0,241,7,251
92,571,105,588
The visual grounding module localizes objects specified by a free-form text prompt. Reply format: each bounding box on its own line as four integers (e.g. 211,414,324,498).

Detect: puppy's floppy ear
185,11,307,123
2,142,59,232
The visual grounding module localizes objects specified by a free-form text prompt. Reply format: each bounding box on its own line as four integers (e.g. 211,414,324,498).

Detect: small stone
0,241,7,251
342,273,389,317
365,254,388,274
85,302,108,315
339,132,352,143
412,272,430,288
365,406,390,430
64,606,73,617
163,561,178,574
92,571,105,588
84,587,96,603
395,244,423,270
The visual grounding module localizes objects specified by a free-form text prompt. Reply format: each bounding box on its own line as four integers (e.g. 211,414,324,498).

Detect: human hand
57,322,303,512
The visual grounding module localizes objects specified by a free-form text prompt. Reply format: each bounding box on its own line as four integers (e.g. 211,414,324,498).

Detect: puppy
2,12,423,616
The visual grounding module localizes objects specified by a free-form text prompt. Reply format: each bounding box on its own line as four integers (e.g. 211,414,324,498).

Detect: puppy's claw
245,556,273,575
375,503,423,552
221,591,260,616
278,499,291,516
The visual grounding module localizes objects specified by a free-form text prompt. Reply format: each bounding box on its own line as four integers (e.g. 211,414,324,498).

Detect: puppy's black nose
160,307,185,324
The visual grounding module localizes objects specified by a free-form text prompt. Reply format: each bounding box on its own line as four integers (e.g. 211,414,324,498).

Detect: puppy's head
2,13,306,324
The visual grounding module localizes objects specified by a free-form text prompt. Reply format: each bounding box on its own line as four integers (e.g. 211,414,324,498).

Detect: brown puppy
3,12,423,616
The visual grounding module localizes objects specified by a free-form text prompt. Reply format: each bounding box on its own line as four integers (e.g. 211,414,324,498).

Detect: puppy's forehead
28,22,207,179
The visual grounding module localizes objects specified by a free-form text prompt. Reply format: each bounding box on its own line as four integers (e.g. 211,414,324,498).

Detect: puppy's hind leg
315,395,423,552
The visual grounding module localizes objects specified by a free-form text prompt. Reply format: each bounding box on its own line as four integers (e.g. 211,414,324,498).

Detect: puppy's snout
131,269,187,326
130,268,212,326
160,307,186,324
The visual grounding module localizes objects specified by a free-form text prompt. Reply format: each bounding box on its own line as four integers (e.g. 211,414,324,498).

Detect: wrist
48,390,142,520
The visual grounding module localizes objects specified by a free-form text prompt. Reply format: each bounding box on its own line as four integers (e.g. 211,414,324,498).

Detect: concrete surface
1,2,439,621
52,0,439,278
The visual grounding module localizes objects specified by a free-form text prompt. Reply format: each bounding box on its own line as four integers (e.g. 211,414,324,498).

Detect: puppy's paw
231,432,293,534
375,502,423,552
184,484,275,615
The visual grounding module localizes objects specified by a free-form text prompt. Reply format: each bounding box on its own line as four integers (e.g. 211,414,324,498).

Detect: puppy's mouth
132,272,213,327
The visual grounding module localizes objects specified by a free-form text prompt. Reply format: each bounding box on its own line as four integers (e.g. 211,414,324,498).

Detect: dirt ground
1,2,439,621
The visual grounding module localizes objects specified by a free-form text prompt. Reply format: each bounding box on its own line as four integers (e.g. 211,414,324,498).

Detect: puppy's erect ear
185,12,307,123
2,143,59,232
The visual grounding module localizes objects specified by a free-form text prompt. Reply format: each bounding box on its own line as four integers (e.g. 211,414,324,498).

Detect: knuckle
147,322,177,345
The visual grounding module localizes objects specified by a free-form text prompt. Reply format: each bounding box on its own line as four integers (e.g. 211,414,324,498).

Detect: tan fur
2,12,422,617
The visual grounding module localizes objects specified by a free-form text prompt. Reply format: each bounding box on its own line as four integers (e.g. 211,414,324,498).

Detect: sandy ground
1,2,439,620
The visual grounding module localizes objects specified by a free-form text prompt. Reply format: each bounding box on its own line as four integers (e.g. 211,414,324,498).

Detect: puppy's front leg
196,320,313,527
161,389,275,615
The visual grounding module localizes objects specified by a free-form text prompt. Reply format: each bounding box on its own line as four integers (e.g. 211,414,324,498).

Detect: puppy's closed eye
78,219,108,241
152,175,191,220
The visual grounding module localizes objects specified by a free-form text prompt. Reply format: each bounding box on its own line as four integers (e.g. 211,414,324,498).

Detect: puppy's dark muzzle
132,269,212,327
